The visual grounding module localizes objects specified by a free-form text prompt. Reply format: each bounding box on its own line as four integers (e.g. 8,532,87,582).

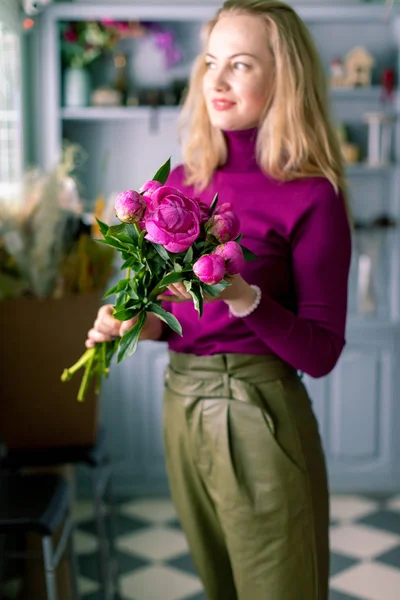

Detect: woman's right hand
85,304,163,349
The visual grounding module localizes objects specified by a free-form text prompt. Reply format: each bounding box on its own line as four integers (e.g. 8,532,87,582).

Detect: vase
64,67,91,107
0,293,101,449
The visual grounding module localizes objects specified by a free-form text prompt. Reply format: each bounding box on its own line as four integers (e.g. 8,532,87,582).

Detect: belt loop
222,372,231,398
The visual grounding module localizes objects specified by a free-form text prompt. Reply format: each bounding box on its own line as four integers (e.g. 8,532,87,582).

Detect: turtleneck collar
221,127,259,172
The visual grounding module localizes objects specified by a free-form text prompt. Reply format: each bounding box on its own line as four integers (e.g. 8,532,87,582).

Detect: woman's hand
85,304,163,348
157,274,257,313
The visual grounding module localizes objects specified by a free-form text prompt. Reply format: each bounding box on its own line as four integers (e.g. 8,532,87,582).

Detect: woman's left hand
157,274,257,311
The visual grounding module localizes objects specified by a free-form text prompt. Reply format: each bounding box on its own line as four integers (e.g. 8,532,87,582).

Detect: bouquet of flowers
61,158,256,401
60,21,120,69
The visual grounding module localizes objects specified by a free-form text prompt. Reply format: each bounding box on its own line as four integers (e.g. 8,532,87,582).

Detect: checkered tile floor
3,494,400,599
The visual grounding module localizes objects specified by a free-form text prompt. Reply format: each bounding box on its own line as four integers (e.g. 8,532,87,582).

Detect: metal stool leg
67,528,80,600
42,536,58,600
93,469,109,600
0,534,6,600
106,472,121,597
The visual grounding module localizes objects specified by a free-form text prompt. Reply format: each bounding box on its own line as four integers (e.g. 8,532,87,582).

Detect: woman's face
203,13,274,131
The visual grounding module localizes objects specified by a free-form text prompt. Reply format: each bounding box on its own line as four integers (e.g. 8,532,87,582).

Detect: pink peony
193,254,226,285
115,190,146,223
214,241,245,275
197,200,210,224
144,187,201,253
205,203,240,243
139,179,162,200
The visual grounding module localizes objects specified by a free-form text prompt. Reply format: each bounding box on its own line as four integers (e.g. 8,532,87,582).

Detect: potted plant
0,145,114,449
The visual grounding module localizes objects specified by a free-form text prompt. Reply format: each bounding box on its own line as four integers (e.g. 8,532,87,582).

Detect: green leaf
208,193,219,216
96,218,109,237
151,242,171,262
147,302,183,336
174,262,183,273
183,246,193,264
117,311,147,362
189,284,204,317
158,272,184,288
97,238,130,252
183,280,192,293
240,244,258,262
138,229,146,249
125,223,140,244
113,307,139,321
234,234,243,243
152,157,171,185
103,278,131,299
202,279,230,297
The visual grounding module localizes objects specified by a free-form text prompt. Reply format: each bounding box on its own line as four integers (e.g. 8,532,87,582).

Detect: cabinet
33,2,400,495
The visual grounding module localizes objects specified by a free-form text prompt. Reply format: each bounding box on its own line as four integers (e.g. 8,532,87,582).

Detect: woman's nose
213,68,230,91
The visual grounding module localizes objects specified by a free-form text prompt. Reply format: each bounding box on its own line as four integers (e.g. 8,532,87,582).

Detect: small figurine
364,111,395,166
336,123,360,164
381,68,395,102
343,46,375,87
91,87,122,107
329,57,345,87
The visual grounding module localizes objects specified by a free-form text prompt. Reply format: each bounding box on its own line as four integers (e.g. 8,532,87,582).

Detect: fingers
85,327,115,348
119,316,139,336
157,294,188,303
85,304,120,347
170,283,191,299
94,304,121,337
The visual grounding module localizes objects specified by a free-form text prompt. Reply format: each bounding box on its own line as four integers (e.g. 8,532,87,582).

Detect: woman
86,1,352,598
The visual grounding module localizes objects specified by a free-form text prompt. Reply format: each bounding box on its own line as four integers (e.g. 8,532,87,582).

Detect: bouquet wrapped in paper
62,158,256,401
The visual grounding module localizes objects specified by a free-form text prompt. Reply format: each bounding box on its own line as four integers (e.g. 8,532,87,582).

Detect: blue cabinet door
304,338,400,493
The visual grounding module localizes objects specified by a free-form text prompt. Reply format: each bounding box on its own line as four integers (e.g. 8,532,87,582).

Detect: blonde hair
179,0,351,218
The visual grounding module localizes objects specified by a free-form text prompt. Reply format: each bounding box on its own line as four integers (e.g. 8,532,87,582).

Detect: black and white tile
3,494,400,599
73,493,400,600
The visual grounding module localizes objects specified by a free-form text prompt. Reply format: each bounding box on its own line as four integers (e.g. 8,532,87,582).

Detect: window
0,18,23,199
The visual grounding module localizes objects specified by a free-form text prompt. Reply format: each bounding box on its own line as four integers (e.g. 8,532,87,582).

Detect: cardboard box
0,293,101,449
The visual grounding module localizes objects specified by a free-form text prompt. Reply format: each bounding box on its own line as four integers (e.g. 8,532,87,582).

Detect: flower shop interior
2,1,400,599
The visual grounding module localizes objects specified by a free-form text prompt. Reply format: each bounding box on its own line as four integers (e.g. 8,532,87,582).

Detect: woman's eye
205,61,216,70
233,62,250,71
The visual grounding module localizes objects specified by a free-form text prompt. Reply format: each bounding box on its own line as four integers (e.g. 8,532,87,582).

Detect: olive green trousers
163,351,329,600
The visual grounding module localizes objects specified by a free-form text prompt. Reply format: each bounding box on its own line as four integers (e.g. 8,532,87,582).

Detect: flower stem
77,345,97,402
61,348,95,382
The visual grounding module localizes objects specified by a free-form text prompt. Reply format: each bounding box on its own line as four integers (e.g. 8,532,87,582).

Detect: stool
0,429,119,600
0,473,79,600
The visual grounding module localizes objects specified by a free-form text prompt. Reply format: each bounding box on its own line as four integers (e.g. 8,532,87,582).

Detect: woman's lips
211,99,236,111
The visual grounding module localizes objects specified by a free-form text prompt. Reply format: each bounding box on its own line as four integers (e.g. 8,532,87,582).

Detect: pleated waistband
169,350,297,388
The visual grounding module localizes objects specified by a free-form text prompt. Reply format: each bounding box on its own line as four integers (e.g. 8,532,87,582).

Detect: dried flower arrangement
0,145,114,301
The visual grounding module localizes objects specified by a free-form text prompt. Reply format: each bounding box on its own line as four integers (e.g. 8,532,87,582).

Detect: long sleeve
243,181,352,378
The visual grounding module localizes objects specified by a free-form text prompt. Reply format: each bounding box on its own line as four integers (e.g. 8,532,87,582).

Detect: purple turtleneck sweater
163,128,351,378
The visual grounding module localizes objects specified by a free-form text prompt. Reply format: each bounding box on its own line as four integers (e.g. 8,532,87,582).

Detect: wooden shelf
60,106,179,121
330,86,387,100
346,163,395,175
49,2,400,24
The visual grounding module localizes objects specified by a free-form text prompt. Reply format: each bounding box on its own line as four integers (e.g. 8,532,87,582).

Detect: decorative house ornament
344,46,375,87
330,46,375,88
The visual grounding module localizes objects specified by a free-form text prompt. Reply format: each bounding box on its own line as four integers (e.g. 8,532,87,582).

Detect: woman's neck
221,127,259,172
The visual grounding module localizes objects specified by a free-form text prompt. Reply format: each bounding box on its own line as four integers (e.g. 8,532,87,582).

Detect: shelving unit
34,2,400,496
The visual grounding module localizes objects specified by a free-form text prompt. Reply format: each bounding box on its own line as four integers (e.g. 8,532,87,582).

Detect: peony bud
115,190,146,223
214,241,245,275
205,206,240,243
139,180,162,199
193,254,226,285
197,200,210,224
